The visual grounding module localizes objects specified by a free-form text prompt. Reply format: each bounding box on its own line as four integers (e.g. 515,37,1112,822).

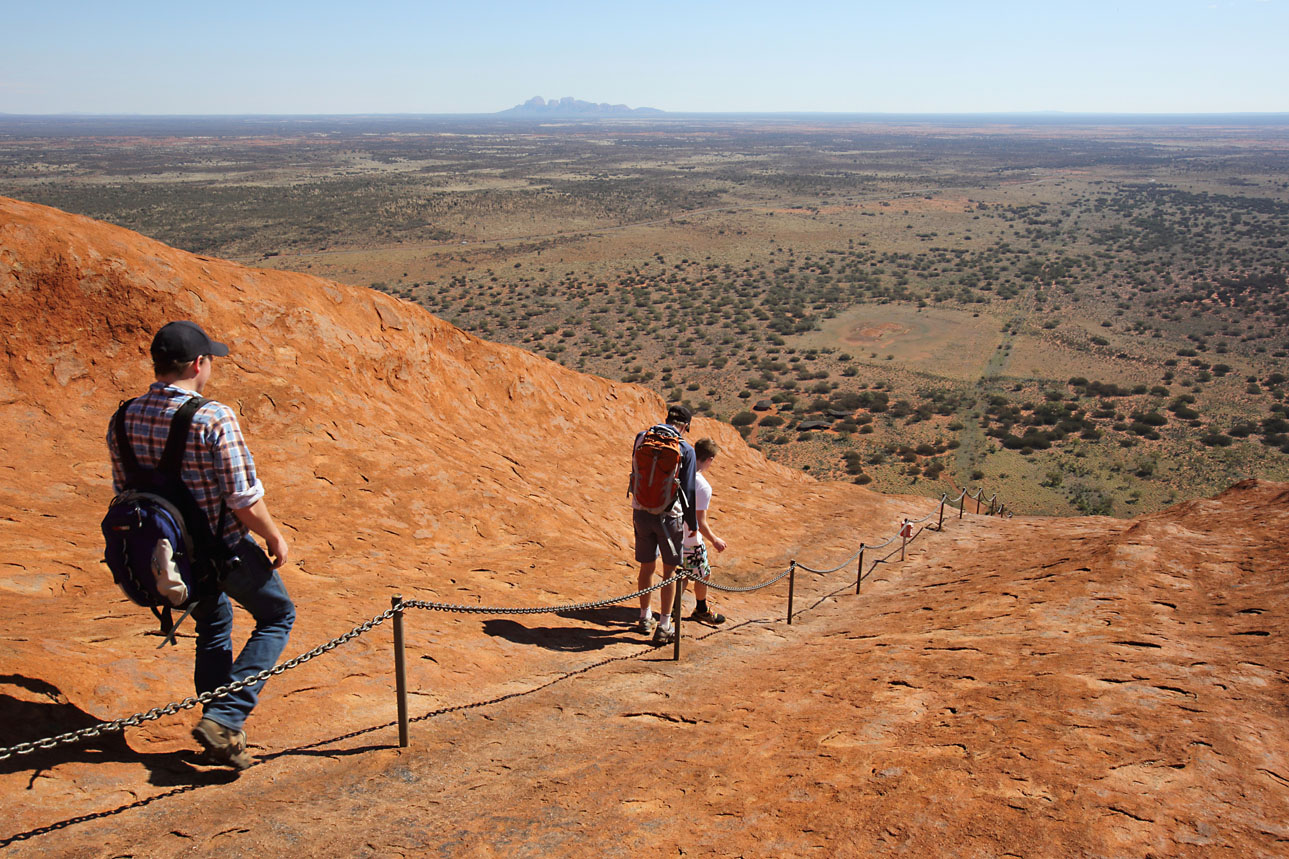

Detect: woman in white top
681,437,728,624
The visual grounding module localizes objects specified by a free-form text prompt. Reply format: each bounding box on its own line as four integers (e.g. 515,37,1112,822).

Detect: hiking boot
652,624,676,646
690,608,726,626
192,717,255,771
635,615,657,636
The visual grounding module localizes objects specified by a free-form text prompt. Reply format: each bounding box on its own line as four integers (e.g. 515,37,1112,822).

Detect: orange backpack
631,424,683,514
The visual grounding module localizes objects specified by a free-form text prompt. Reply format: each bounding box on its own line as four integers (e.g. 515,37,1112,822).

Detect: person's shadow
0,674,242,846
0,674,238,787
482,605,648,652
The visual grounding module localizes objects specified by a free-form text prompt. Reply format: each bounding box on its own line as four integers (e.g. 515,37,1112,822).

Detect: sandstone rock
0,196,1286,857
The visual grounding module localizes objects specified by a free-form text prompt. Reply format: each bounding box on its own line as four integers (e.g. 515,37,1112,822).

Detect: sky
2,0,1286,115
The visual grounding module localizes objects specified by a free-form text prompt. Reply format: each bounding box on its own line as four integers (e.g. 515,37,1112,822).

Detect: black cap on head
150,320,230,364
666,404,693,425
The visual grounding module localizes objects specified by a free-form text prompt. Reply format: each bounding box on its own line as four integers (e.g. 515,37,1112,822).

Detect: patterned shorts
680,543,711,582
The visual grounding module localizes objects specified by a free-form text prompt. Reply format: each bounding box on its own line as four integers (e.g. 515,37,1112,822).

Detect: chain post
976,492,982,515
786,562,796,625
671,572,684,662
937,497,945,531
960,491,965,519
855,546,865,595
392,595,409,749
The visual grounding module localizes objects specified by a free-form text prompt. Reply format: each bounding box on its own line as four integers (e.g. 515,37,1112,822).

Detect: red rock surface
1,195,1287,856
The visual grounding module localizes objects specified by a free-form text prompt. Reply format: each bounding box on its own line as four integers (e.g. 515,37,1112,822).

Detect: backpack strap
158,396,233,561
156,603,199,649
112,399,140,478
113,395,207,478
158,396,207,476
117,394,231,559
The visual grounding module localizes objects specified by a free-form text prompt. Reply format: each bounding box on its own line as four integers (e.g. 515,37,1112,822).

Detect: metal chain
789,494,953,575
796,548,863,575
401,571,684,616
0,606,399,762
2,485,1013,763
866,533,899,550
690,563,795,593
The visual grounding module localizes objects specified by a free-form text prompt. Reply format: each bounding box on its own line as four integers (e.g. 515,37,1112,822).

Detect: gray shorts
633,509,683,566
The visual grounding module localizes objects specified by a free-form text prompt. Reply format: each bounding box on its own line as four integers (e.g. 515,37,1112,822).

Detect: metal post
976,492,982,515
937,497,945,531
392,595,409,749
960,492,965,519
671,574,684,662
901,530,907,562
989,496,996,515
855,546,865,595
786,562,797,625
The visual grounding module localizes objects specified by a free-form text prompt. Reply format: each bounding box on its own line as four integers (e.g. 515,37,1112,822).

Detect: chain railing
399,570,684,616
696,563,796,593
0,607,401,762
795,546,864,575
0,572,687,763
0,485,1011,766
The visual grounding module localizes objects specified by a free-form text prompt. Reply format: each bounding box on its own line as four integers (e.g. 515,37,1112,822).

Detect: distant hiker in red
681,437,728,625
628,404,698,645
107,320,293,770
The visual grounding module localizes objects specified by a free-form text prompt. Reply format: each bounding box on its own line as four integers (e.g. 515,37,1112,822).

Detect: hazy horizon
4,108,1289,121
3,1,1286,116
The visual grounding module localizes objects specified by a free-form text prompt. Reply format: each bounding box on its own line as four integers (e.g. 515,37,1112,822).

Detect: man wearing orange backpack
628,404,698,645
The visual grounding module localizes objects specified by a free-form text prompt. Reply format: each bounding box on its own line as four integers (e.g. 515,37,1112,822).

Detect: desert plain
0,115,1287,856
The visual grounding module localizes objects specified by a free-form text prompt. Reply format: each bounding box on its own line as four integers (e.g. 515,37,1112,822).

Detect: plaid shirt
108,382,264,547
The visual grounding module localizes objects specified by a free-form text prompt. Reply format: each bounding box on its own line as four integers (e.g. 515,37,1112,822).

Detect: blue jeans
192,538,295,731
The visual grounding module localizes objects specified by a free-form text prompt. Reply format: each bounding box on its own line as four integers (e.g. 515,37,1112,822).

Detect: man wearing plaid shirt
108,320,294,770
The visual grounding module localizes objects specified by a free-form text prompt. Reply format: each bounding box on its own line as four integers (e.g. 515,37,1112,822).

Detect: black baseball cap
666,404,693,425
150,320,230,363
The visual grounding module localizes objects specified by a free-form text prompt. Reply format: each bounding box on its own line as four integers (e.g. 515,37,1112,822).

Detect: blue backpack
102,396,230,646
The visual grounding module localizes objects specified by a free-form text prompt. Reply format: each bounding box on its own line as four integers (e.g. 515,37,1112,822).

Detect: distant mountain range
497,96,663,117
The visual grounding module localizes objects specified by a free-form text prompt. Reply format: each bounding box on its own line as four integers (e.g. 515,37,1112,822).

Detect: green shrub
1130,411,1167,427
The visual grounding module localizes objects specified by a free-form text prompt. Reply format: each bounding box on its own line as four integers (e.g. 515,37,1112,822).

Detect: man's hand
265,532,289,568
233,499,289,568
711,536,727,553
